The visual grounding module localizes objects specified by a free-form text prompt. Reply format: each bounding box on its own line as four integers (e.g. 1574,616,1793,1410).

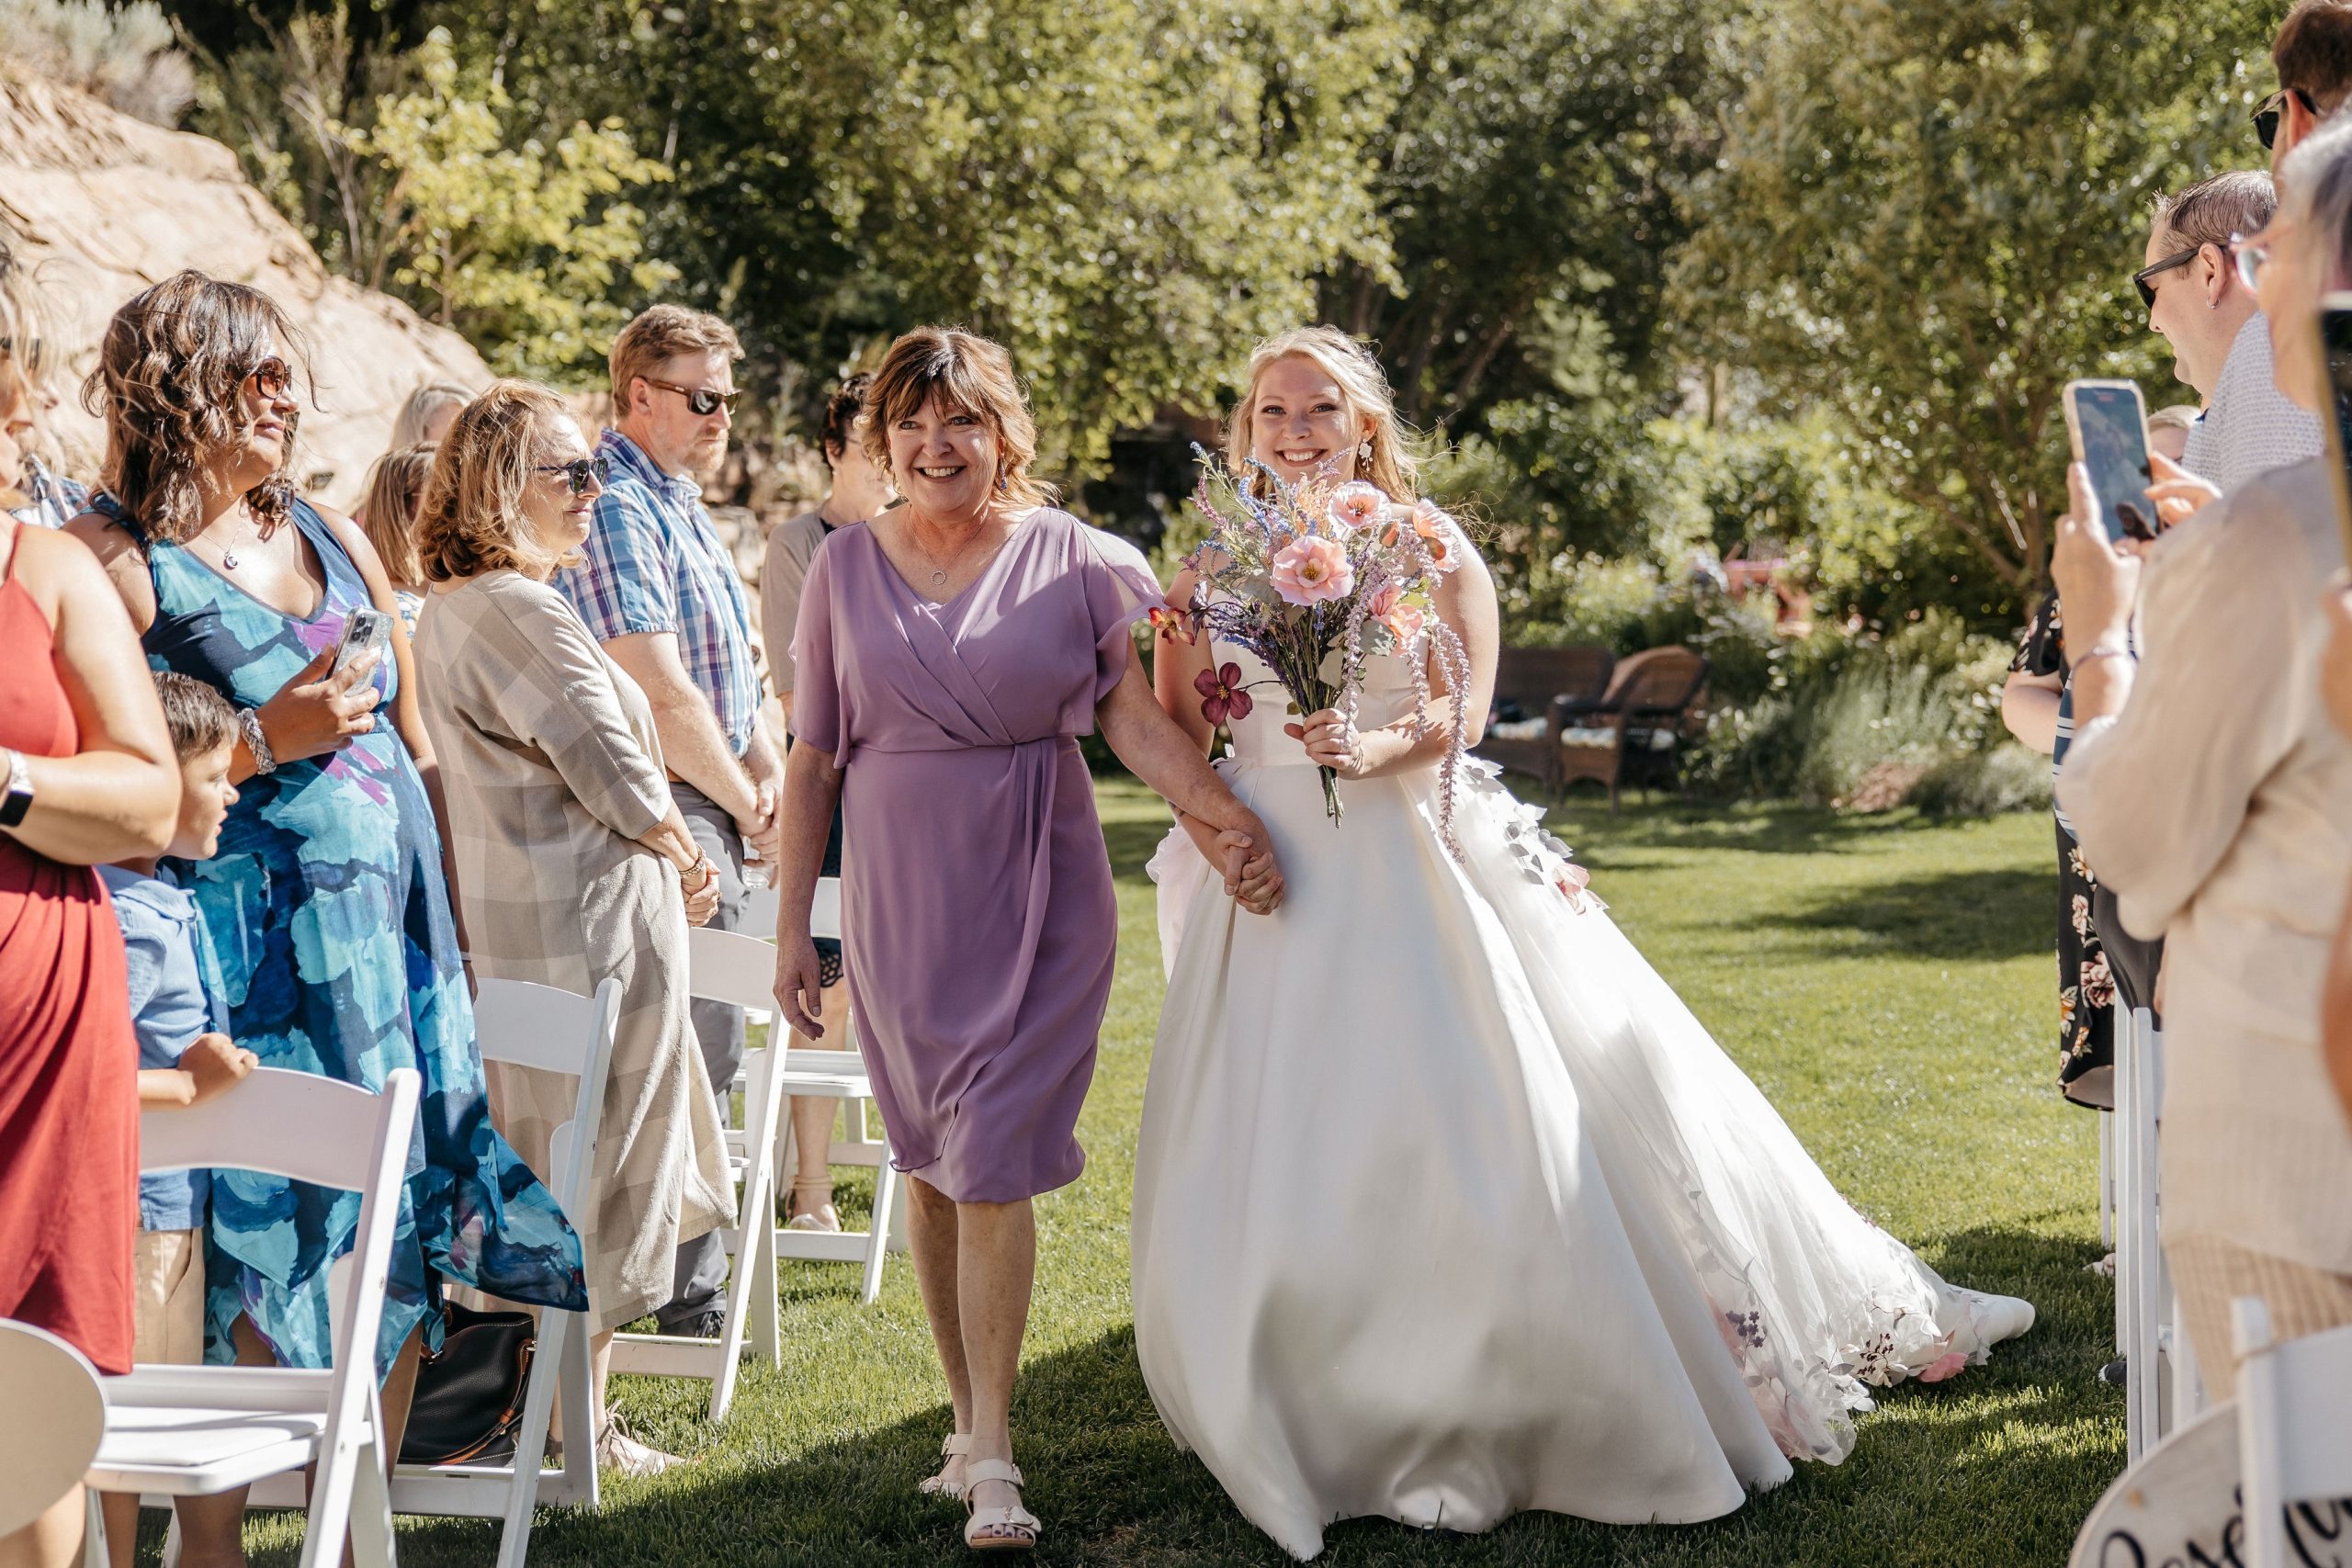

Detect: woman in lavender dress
769,327,1282,1552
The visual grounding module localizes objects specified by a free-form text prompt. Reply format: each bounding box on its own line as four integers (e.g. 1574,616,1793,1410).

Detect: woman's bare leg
956,1197,1036,1539
905,1175,973,1489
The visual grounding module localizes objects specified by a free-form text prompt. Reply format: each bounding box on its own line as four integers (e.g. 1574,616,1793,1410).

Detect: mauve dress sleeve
1074,523,1168,716
789,538,845,761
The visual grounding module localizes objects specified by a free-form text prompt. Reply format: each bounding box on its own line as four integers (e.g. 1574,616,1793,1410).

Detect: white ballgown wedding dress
1133,635,2034,1560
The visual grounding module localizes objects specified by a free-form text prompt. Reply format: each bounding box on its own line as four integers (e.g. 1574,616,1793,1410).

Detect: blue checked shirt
557,429,763,755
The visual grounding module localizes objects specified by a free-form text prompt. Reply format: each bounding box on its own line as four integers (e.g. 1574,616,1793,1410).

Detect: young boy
96,671,259,1568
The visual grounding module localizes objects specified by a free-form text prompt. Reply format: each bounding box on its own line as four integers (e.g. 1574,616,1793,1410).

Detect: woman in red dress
0,235,181,1567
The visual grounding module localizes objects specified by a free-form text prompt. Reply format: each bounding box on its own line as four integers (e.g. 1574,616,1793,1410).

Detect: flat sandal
961,1458,1039,1551
919,1432,971,1499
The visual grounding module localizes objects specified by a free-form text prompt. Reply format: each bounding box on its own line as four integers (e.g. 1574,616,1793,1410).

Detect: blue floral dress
92,494,586,1373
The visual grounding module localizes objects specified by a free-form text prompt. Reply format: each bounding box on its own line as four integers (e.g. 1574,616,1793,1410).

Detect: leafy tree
1677,0,2278,603
350,29,675,379
187,10,673,383
441,0,1410,468
1322,0,1732,430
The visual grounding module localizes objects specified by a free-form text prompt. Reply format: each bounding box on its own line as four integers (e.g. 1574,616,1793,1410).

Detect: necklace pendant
931,569,947,584
221,551,240,570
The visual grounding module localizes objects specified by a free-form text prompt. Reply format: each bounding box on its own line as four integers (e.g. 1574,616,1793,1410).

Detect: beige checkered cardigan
414,571,735,1332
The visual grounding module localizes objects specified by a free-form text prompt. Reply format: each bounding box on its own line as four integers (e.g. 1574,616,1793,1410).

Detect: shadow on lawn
436,1225,2114,1568
1762,866,2053,962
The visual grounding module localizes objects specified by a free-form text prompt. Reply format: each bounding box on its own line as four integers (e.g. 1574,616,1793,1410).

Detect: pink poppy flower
1364,583,1401,618
1327,480,1386,534
1415,502,1462,574
1386,602,1426,643
1195,662,1254,727
1917,1350,1970,1383
1271,535,1354,605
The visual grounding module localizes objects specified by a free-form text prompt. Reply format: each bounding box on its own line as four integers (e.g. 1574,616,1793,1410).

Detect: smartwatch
0,747,32,829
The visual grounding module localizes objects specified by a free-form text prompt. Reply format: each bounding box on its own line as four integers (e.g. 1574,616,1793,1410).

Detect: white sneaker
597,1410,684,1478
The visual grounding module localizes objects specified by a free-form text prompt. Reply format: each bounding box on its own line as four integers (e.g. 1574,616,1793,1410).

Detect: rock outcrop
0,62,489,510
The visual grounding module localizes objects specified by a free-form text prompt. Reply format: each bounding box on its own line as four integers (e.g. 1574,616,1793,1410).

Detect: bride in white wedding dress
1131,328,2034,1561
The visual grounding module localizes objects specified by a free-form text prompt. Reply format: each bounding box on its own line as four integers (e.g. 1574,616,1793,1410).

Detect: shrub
0,0,192,125
1910,745,2056,818
1682,607,2019,808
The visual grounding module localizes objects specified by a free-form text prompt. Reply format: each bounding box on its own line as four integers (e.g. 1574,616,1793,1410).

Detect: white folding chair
606,936,789,1422
2234,1299,2352,1568
782,879,905,1258
87,1067,420,1568
0,1318,107,1564
692,922,900,1303
2113,1004,2204,1456
741,879,780,940
287,978,616,1568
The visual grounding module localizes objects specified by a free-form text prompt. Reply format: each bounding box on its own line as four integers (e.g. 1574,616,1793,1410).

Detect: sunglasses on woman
535,456,611,496
644,378,741,417
242,356,292,400
2253,87,2316,151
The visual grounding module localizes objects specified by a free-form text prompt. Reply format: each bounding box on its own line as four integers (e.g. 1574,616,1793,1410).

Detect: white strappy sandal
961,1458,1039,1551
919,1432,971,1499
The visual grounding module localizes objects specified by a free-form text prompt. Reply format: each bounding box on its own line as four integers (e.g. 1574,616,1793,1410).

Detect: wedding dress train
1133,638,2033,1560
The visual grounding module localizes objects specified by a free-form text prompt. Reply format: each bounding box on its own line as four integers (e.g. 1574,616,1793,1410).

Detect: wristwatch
237,707,277,775
0,747,31,829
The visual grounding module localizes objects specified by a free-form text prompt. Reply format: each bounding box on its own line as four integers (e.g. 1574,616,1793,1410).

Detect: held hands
1284,708,1365,778
260,644,381,762
680,855,720,927
2052,461,2143,649
177,1032,259,1105
773,932,826,1038
738,778,785,870
1212,826,1284,916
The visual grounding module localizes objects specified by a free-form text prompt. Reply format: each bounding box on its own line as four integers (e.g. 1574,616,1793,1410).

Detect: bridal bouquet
1165,449,1474,848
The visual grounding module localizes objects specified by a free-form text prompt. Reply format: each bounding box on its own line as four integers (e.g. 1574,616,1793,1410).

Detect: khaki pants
131,1228,204,1365
2168,1233,2352,1400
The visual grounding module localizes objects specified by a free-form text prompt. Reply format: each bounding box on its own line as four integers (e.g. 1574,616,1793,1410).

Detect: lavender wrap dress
791,508,1162,1202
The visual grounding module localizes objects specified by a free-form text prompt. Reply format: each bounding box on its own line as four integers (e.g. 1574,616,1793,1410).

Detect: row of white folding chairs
2110,1002,2205,1461
605,874,903,1425
72,977,623,1568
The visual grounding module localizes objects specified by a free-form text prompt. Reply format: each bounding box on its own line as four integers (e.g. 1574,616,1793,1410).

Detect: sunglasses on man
2132,246,2205,309
2254,86,2318,151
535,456,612,496
643,378,741,418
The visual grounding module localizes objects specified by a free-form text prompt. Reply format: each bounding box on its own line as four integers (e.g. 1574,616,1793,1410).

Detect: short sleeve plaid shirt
556,428,762,756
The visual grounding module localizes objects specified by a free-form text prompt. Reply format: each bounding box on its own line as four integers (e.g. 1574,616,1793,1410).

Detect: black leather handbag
398,1301,537,1466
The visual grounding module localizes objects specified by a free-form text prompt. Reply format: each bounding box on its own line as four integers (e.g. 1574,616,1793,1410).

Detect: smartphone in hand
2063,379,2157,543
333,605,394,679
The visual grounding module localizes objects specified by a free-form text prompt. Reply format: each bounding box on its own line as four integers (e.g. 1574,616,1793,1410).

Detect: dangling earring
1357,439,1374,470
996,470,1010,493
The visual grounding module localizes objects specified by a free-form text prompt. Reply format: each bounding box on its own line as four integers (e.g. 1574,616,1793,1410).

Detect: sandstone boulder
0,62,490,511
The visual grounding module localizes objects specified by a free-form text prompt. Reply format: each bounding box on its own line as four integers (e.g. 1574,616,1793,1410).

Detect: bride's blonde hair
1226,326,1419,502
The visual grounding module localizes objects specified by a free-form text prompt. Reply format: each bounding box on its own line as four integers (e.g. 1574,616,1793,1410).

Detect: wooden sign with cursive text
2071,1403,2352,1568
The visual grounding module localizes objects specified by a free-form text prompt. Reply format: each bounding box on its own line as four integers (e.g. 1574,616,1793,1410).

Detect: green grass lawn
244,784,2120,1566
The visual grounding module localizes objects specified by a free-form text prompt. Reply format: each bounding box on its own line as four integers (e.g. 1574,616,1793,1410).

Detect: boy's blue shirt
99,862,229,1232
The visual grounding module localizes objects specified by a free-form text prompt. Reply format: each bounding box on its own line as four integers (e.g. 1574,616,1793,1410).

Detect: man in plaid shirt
558,304,786,1338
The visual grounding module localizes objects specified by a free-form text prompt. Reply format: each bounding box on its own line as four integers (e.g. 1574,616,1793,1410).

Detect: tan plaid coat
414,571,734,1331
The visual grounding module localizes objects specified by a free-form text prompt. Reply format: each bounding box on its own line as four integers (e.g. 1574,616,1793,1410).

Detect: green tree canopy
1677,0,2278,598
